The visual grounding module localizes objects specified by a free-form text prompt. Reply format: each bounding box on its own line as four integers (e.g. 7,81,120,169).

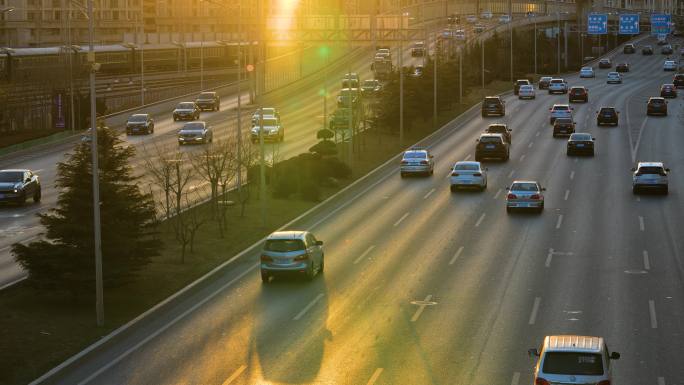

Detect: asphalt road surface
34,35,684,384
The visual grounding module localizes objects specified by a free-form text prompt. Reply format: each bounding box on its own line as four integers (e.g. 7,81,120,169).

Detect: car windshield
0,171,23,183
339,89,357,97
542,352,604,375
511,182,539,191
264,239,305,252
198,93,214,99
609,72,619,76
520,85,533,91
517,80,529,85
487,125,507,132
182,123,204,131
571,134,591,141
128,115,147,122
257,118,278,127
555,118,572,124
484,98,500,105
571,87,585,92
454,164,479,171
363,80,377,87
550,79,564,83
404,152,427,159
479,136,501,143
582,67,592,71
637,167,666,175
178,103,195,109
650,99,664,104
600,108,615,113
553,106,569,111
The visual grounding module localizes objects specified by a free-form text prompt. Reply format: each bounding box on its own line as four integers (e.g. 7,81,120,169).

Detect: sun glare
274,0,300,32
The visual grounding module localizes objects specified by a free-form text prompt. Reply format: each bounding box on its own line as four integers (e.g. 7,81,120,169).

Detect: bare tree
191,140,235,235
235,132,259,217
142,143,180,220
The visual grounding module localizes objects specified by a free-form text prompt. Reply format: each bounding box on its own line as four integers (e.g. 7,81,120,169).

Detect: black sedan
567,133,595,156
125,113,154,135
0,169,41,205
568,86,589,103
598,58,612,68
661,45,674,55
660,84,677,98
596,107,619,126
616,63,630,72
642,46,654,55
647,97,668,116
674,73,684,88
553,118,575,137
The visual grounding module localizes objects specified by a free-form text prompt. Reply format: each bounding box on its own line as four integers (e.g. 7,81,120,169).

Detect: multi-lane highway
32,35,684,384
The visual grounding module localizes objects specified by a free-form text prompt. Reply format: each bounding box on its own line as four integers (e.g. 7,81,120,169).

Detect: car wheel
400,172,405,178
506,206,512,214
173,117,177,121
663,186,669,195
33,188,41,203
567,150,572,156
305,263,316,281
319,255,325,273
632,186,639,194
17,192,26,206
450,185,456,193
481,112,486,117
261,271,270,283
590,151,595,157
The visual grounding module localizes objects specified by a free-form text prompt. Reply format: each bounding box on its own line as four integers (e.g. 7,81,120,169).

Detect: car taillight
452,172,459,176
401,160,408,165
420,160,428,165
507,193,517,199
260,255,272,262
530,194,540,200
535,379,550,385
597,381,611,385
294,253,309,261
473,173,482,177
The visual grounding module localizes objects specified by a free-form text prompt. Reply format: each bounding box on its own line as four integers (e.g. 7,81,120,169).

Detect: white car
450,161,487,191
548,78,568,94
499,14,511,23
579,66,595,78
663,60,677,71
506,180,545,213
606,72,622,84
632,162,670,194
481,11,493,19
529,336,620,385
518,84,536,99
549,104,573,124
400,148,434,177
252,107,280,125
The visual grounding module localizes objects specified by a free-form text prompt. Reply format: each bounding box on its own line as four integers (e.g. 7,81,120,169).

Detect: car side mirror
316,240,324,246
476,139,479,142
25,178,31,183
541,187,546,191
430,155,434,158
528,348,539,357
631,167,636,171
485,167,489,171
610,352,621,360
505,187,510,190
666,168,671,172
592,137,596,140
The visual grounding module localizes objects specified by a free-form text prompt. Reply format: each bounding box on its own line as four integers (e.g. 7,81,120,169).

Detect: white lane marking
354,245,376,265
0,276,27,291
423,188,436,199
293,293,325,321
393,212,410,227
511,372,521,385
535,131,540,137
569,171,575,180
450,246,464,265
574,157,578,163
564,189,570,201
464,154,472,161
528,142,534,148
520,154,526,161
75,263,259,385
545,248,554,268
639,216,645,231
494,188,502,199
528,297,541,325
508,169,515,178
222,365,247,385
649,299,658,329
366,368,384,385
636,196,641,202
475,213,486,227
556,214,564,229
657,377,666,385
411,294,433,322
631,116,649,163
643,250,650,270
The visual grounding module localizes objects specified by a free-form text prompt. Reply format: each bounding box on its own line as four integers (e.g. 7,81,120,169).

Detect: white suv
632,162,670,194
529,335,620,385
548,78,568,94
549,104,573,124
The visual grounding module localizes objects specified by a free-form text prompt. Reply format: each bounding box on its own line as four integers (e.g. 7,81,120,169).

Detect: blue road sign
619,14,640,35
588,14,608,35
651,13,671,35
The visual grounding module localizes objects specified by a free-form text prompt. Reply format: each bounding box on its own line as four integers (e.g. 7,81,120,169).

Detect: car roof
130,113,149,118
454,161,481,167
543,335,603,353
570,132,591,138
581,66,592,70
266,231,307,240
570,86,586,90
540,76,553,80
0,169,30,173
552,103,570,108
599,106,615,110
404,150,428,155
637,162,665,168
479,133,504,138
649,97,665,100
511,180,539,185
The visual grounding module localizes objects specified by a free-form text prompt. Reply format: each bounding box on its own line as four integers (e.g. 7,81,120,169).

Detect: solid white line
75,263,259,385
556,214,564,229
394,212,410,227
528,297,541,325
508,169,515,178
411,294,433,322
423,188,436,199
564,189,570,201
0,276,27,291
569,171,575,180
475,213,486,227
545,248,554,268
639,216,645,231
520,154,526,161
354,245,376,265
366,368,384,385
494,188,502,199
528,142,534,148
643,250,650,270
657,377,666,385
449,246,464,265
464,154,472,161
293,293,325,321
649,299,658,329
222,365,247,385
511,372,521,385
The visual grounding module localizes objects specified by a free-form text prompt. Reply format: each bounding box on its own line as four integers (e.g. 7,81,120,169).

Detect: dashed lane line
423,188,436,199
354,245,376,265
494,188,502,199
528,142,534,148
393,212,410,227
570,171,575,180
639,216,645,231
545,248,554,268
366,368,384,385
411,294,433,322
508,170,515,178
564,189,570,200
556,214,564,229
643,250,650,270
293,293,325,321
475,213,486,227
511,372,520,385
221,365,247,385
649,299,658,329
450,246,464,265
528,297,541,325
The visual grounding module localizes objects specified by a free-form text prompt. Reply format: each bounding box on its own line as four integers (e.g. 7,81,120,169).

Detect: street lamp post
433,32,437,128
399,12,407,147
534,15,537,75
1,7,14,47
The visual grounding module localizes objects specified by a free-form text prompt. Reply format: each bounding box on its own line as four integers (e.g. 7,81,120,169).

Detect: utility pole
509,0,513,82
399,12,405,147
258,108,266,227
433,32,437,128
481,39,485,88
557,4,561,75
348,16,353,165
87,0,104,328
459,46,463,103
534,16,537,75
236,1,242,192
139,4,145,106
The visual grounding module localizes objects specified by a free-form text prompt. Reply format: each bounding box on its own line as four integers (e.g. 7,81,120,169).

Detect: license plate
486,145,495,149
0,194,4,199
576,144,584,147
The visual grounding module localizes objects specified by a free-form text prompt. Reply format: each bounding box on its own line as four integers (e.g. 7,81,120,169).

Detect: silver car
178,121,213,145
632,162,670,194
260,231,324,282
252,107,280,125
548,78,568,94
506,180,545,213
400,148,434,177
606,71,622,84
529,335,620,385
450,161,487,191
251,117,284,143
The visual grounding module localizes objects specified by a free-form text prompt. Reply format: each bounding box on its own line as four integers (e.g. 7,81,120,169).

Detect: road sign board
588,14,608,35
619,14,640,35
651,13,671,35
